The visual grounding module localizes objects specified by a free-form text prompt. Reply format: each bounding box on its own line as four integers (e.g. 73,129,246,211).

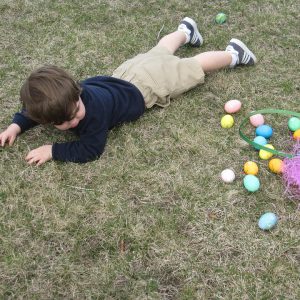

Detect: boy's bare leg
198,39,257,72
157,33,232,72
194,51,232,73
194,38,257,73
157,18,256,73
157,17,203,54
157,31,186,54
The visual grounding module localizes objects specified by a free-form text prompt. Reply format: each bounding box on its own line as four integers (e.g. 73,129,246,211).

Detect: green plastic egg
288,117,300,132
243,175,260,192
215,13,227,24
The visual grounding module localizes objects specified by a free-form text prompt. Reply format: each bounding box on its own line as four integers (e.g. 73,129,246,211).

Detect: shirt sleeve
12,110,38,133
52,127,109,163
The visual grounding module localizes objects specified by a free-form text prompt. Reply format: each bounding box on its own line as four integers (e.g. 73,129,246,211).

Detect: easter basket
239,108,300,200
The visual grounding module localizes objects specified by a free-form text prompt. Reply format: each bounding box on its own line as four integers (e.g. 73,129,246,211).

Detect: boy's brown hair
20,65,81,125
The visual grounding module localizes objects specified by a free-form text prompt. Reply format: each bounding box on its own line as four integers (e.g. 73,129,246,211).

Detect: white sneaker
177,17,203,47
226,38,257,66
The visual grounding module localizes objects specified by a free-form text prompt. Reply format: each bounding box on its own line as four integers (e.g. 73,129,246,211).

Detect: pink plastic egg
224,100,242,114
250,114,265,127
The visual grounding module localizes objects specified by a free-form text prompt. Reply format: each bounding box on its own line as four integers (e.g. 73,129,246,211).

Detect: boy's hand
25,145,53,166
0,123,21,147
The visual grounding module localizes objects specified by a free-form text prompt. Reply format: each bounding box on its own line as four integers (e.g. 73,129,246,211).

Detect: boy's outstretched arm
25,126,108,165
0,123,52,166
51,125,109,163
25,145,53,166
0,124,21,146
0,110,38,147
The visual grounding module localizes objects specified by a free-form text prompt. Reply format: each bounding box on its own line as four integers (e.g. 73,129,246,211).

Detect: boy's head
20,65,82,125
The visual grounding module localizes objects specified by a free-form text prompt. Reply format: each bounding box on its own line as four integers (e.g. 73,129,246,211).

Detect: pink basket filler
283,142,300,200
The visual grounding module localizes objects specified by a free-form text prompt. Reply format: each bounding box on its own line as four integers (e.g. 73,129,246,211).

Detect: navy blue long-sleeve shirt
12,76,145,163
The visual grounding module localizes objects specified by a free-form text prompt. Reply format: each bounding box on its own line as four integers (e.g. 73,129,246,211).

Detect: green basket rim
239,109,300,159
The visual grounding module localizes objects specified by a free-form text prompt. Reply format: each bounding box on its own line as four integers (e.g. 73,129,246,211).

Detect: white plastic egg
221,169,235,183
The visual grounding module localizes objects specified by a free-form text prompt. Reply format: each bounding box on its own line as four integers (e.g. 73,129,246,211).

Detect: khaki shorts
112,46,205,108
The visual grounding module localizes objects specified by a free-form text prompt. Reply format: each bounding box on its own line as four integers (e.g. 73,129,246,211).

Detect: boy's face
54,97,86,131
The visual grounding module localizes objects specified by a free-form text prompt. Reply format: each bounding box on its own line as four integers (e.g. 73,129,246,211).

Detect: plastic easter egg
288,117,300,132
244,161,259,175
215,12,227,24
258,212,278,230
224,100,242,114
250,114,265,127
243,175,260,192
259,144,274,160
253,136,267,150
221,169,235,183
293,129,300,140
269,158,283,174
221,115,234,128
255,125,273,139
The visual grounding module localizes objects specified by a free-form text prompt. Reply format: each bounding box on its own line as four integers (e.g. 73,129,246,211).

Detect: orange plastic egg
244,161,259,175
268,158,283,174
293,129,300,140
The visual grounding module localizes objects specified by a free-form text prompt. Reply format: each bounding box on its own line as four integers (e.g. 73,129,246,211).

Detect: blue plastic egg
255,125,273,139
258,212,278,230
243,175,260,192
253,136,267,150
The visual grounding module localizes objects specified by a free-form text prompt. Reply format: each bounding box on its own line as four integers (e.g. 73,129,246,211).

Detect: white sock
226,45,239,68
229,52,238,68
177,24,191,44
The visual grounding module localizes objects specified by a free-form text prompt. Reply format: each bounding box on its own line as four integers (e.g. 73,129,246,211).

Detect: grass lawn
0,0,299,298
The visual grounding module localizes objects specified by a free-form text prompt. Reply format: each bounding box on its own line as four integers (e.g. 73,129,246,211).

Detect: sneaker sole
183,17,203,46
230,38,257,64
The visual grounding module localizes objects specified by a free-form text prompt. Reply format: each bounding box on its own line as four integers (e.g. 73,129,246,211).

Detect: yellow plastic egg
293,129,300,140
221,115,234,128
259,144,275,160
268,158,283,174
244,161,259,175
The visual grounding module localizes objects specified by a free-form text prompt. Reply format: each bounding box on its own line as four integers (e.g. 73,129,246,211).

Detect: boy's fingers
36,160,44,166
0,135,7,146
26,149,49,166
2,138,8,147
25,152,42,165
8,136,16,146
0,134,15,147
27,156,43,166
26,156,36,163
26,157,34,164
25,152,34,161
27,157,38,165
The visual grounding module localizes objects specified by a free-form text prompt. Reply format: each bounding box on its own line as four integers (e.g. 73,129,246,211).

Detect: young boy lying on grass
0,17,256,165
